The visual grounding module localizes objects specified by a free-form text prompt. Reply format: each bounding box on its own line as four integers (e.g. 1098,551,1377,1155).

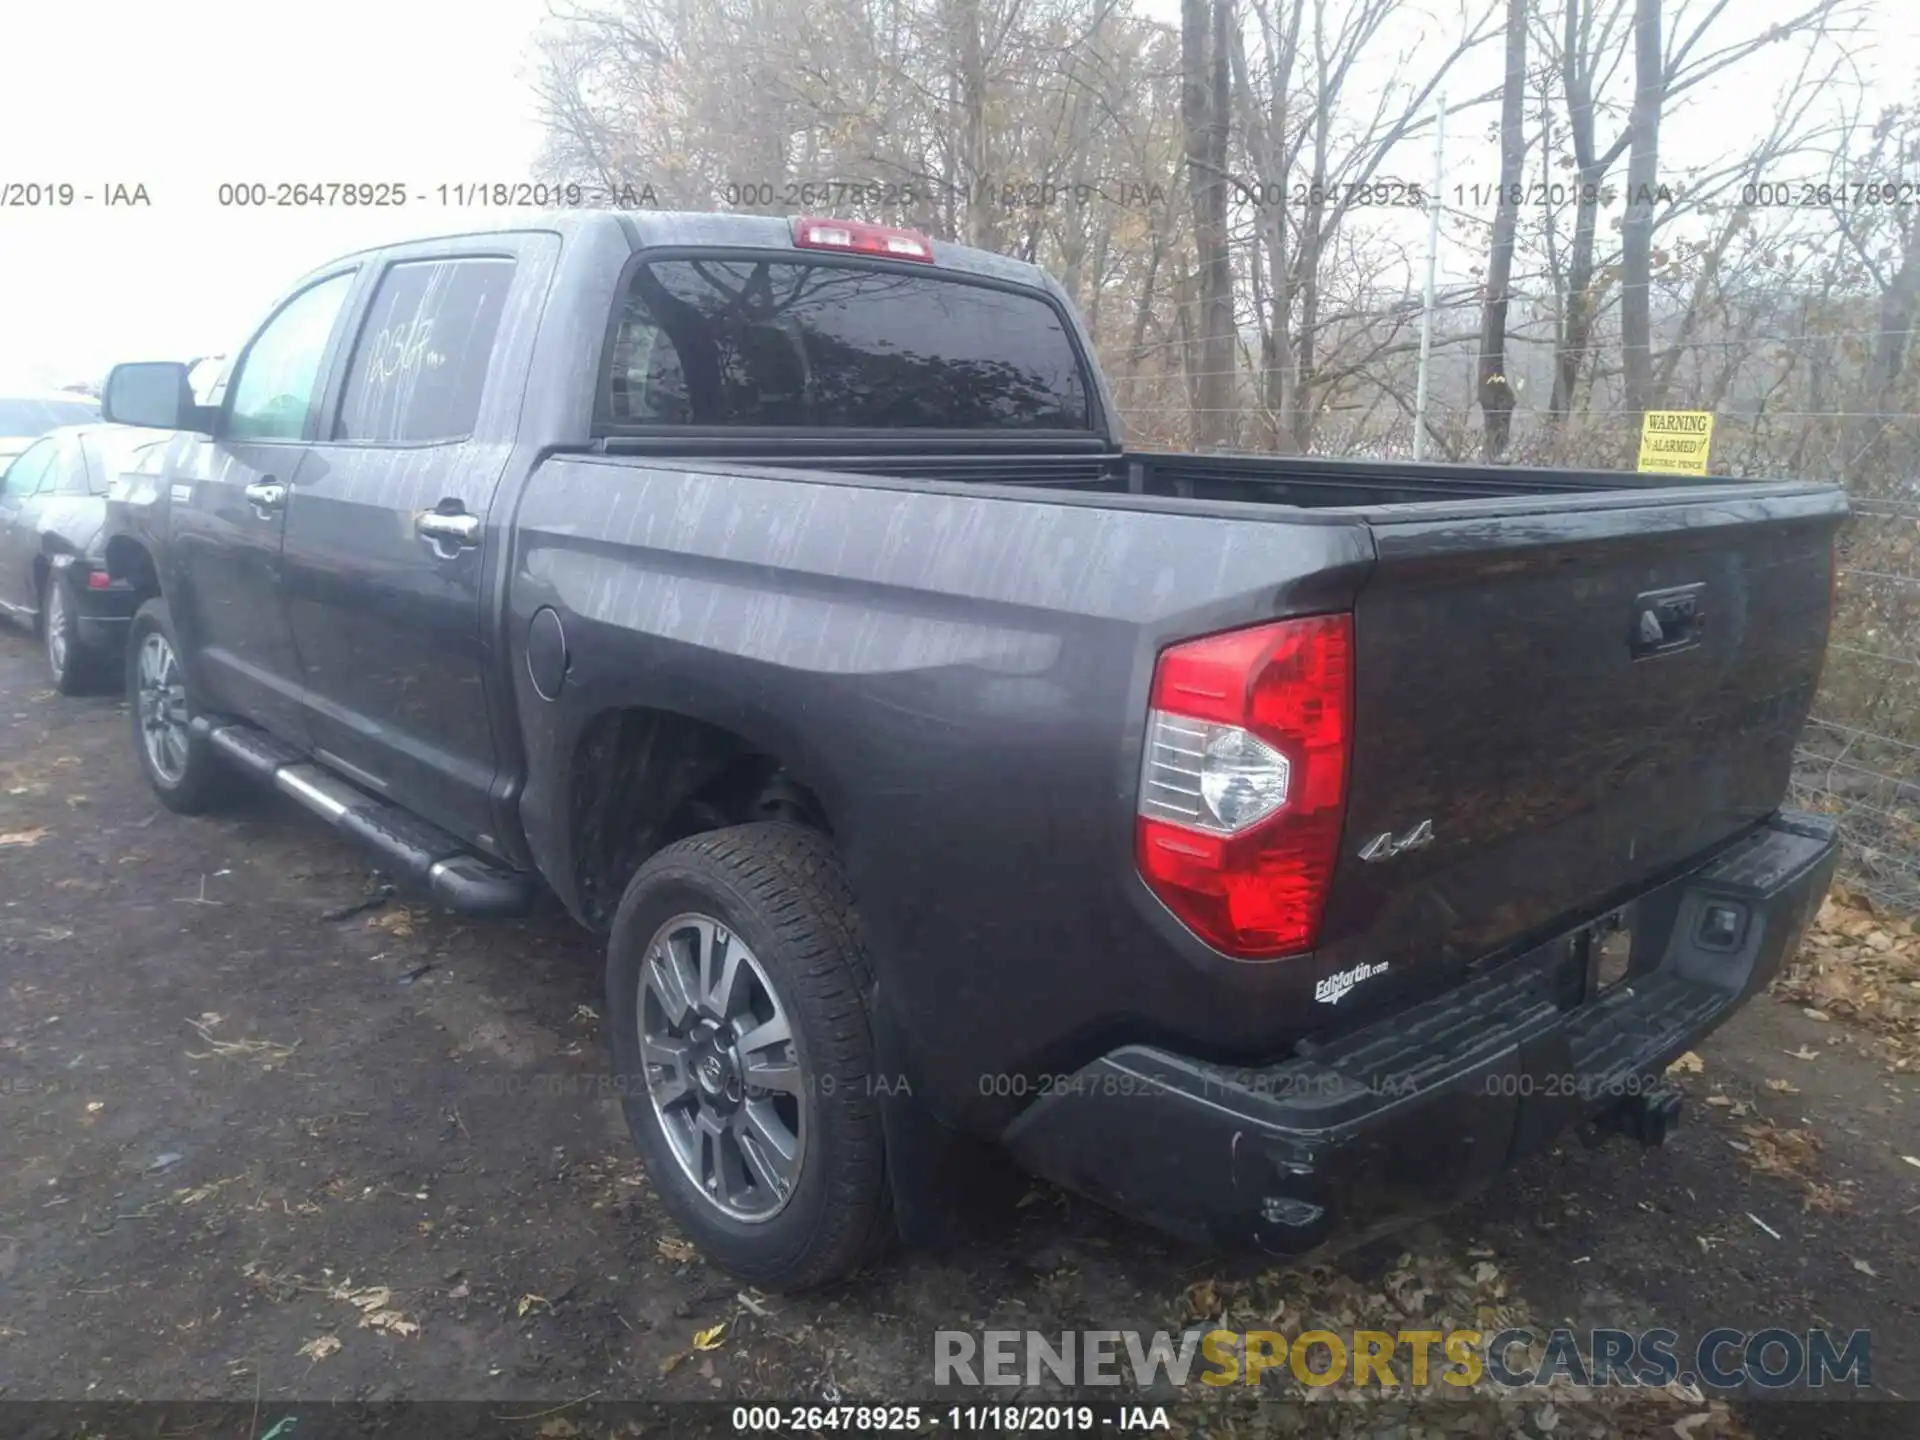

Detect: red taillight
1135,615,1353,959
86,569,114,590
790,215,935,262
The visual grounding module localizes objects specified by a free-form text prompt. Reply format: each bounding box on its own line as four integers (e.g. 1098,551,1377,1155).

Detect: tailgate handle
1630,583,1705,658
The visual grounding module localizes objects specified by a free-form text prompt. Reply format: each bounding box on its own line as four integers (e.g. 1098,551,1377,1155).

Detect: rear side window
603,259,1090,430
56,441,95,496
336,257,515,443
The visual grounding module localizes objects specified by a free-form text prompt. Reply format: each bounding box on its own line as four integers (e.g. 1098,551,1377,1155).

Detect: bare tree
1541,0,1857,428
1619,0,1663,417
1231,0,1500,452
1182,0,1235,448
1477,0,1528,458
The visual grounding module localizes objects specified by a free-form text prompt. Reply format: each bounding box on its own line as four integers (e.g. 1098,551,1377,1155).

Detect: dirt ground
1,622,1917,1436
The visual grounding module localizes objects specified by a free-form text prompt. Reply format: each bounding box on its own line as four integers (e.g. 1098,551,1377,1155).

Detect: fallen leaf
1787,1046,1821,1061
656,1236,696,1264
85,1101,104,1114
298,1335,341,1362
659,1350,690,1375
0,828,48,848
1706,1095,1734,1108
1183,1278,1221,1319
1853,1257,1878,1277
1803,1182,1850,1215
1764,1079,1800,1094
692,1322,727,1351
346,1286,392,1312
360,1309,419,1337
517,1294,552,1317
174,1177,241,1206
369,908,417,938
1669,1051,1705,1074
1902,1156,1920,1170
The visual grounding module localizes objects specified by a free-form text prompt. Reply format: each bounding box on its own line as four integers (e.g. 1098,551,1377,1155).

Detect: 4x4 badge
1358,819,1434,862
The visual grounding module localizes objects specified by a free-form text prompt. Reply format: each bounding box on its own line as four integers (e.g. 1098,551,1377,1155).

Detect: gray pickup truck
100,211,1844,1290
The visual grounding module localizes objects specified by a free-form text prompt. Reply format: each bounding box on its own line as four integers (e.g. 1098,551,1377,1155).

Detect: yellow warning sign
1637,411,1715,477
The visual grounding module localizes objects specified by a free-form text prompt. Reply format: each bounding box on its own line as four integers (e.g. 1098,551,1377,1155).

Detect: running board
192,717,536,918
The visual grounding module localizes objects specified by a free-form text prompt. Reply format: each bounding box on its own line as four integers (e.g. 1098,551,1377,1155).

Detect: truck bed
594,437,1798,509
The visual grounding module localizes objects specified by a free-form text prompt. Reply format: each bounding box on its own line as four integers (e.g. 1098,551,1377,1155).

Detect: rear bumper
1002,811,1840,1254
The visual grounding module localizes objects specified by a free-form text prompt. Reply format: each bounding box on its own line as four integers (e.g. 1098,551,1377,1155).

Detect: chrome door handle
244,480,287,516
416,509,480,554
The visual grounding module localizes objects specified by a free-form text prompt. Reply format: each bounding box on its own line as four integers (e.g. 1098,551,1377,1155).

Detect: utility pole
1413,93,1446,462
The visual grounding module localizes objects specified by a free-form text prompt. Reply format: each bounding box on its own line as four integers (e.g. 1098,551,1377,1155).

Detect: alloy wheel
638,912,807,1222
136,631,190,784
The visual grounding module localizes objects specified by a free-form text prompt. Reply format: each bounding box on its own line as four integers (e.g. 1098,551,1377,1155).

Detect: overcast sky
0,0,1915,389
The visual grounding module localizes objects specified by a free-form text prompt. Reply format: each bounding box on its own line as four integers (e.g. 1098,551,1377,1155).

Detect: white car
0,389,103,469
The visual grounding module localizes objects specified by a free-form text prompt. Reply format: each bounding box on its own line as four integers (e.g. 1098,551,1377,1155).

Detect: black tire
125,597,238,814
42,571,110,695
605,823,893,1291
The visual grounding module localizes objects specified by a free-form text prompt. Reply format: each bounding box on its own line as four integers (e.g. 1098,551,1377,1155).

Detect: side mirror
103,362,213,432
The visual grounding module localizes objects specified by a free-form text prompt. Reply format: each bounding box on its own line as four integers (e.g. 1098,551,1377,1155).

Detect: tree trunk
1621,0,1664,419
1477,0,1527,460
1550,1,1600,426
951,0,999,252
1183,0,1236,449
1122,234,1163,413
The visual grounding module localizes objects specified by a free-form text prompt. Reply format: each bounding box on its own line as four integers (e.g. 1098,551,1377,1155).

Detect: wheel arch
561,702,841,933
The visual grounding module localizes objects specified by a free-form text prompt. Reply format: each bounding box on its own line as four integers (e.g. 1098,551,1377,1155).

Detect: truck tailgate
1312,483,1845,1013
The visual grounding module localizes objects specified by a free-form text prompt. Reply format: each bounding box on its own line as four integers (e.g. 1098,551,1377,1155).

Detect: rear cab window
600,258,1091,431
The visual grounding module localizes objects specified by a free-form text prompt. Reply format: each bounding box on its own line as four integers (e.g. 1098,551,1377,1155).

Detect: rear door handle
244,480,287,517
416,507,481,556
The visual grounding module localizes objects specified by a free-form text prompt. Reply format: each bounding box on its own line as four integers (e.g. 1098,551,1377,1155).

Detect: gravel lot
1,622,1915,1436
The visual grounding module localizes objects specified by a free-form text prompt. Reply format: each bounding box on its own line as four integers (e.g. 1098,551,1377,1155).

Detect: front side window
336,257,516,443
226,272,356,441
603,259,1091,430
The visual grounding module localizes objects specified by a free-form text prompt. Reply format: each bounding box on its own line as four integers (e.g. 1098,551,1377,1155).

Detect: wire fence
1794,499,1920,913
